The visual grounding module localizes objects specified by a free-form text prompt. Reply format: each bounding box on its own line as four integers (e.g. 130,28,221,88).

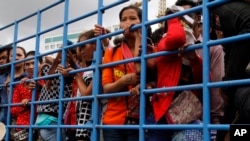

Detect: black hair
151,27,165,45
66,40,76,55
119,5,152,39
147,26,152,40
25,50,35,57
0,45,11,54
162,8,173,33
113,36,125,46
77,30,96,43
77,29,103,52
77,29,102,64
210,28,218,40
9,46,26,55
210,6,223,32
176,0,202,7
175,0,202,20
18,46,26,56
119,5,142,22
26,50,43,64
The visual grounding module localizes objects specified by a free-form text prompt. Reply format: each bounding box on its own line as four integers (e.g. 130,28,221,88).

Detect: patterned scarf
121,42,140,119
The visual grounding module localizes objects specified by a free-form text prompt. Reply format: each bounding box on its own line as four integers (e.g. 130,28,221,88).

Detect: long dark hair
26,51,43,64
77,29,96,43
119,5,142,22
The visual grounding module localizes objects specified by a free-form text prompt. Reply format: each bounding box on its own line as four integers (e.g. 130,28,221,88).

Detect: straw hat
0,122,6,140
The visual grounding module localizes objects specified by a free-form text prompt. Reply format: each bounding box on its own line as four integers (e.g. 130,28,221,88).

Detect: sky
0,0,176,52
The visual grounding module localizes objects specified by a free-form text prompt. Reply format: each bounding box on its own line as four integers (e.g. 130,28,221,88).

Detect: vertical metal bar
6,21,18,141
57,0,69,140
92,0,104,141
202,0,211,141
27,10,42,141
139,1,148,141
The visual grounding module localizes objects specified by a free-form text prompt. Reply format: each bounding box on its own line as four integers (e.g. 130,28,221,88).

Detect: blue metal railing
1,0,248,141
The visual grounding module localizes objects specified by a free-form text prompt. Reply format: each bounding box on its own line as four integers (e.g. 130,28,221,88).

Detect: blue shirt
0,73,8,124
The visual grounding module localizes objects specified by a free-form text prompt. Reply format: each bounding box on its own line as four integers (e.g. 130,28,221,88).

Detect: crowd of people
0,0,250,141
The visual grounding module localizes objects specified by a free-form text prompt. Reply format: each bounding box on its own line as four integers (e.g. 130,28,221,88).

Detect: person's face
120,9,141,36
77,36,96,63
0,50,8,65
24,55,35,77
9,48,25,68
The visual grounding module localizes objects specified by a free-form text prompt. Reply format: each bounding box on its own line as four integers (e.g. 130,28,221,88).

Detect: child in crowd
35,41,76,141
11,51,44,141
4,46,27,141
61,29,110,141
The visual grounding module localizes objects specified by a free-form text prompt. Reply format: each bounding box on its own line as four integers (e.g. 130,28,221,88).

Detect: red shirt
11,81,43,126
64,79,77,126
153,18,203,122
153,18,186,122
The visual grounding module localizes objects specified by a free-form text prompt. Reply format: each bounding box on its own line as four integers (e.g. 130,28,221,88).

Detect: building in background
40,0,177,57
43,32,80,51
41,24,120,57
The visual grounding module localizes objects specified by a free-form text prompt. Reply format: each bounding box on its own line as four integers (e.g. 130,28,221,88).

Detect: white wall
0,0,177,53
